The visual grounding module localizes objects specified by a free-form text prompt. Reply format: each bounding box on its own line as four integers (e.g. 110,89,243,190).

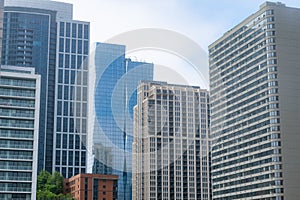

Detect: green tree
37,170,73,200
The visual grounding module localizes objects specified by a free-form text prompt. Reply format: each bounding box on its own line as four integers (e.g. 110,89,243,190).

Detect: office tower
0,65,40,200
2,0,89,177
133,81,210,200
88,42,154,200
209,2,300,199
64,174,118,200
54,17,89,178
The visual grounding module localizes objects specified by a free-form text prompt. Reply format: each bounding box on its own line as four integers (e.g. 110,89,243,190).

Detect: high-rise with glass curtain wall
209,2,300,199
88,42,154,200
2,0,89,177
133,81,210,200
0,65,40,200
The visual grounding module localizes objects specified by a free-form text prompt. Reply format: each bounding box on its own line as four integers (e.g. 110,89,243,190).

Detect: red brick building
64,174,118,200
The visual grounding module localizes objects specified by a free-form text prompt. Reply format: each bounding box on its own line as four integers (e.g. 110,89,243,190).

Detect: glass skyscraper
88,42,154,200
2,0,89,178
209,2,300,199
0,65,40,200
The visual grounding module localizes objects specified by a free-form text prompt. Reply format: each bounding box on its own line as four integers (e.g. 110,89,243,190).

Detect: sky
56,0,300,88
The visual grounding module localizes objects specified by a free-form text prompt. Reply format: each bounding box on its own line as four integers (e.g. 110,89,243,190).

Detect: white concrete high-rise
133,81,210,200
209,2,300,199
0,65,40,200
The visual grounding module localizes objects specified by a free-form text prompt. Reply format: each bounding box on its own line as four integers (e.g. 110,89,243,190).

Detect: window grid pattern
133,81,210,200
54,21,89,178
209,8,284,200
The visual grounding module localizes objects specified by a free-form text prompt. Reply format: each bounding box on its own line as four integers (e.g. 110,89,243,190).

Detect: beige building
133,81,210,200
209,2,300,199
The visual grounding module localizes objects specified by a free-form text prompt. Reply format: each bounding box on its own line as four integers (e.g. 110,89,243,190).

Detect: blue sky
59,0,300,48
57,0,300,88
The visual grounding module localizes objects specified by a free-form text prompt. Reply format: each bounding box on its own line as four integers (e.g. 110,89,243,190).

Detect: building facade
64,173,118,200
54,19,89,178
0,65,40,200
133,81,210,200
88,42,154,200
209,2,300,199
2,0,89,177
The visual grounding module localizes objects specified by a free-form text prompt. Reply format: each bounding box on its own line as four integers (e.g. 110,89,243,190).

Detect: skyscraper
133,81,210,200
88,42,154,200
209,2,300,199
2,0,89,177
0,65,40,200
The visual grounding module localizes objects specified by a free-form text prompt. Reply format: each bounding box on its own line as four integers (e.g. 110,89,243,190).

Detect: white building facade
0,65,40,200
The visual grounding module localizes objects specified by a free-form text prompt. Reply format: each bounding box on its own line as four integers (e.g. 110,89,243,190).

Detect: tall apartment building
133,81,210,200
209,2,300,199
88,42,154,200
2,0,89,178
0,65,40,200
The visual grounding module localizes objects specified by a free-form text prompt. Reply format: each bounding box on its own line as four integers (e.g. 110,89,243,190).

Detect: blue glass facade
90,43,153,200
1,7,57,172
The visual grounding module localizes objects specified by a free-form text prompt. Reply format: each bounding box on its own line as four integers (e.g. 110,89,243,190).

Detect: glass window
56,117,61,132
84,41,88,55
78,24,83,38
58,85,63,100
60,22,65,37
82,87,87,102
75,135,80,149
56,134,61,148
64,101,68,116
59,54,64,68
81,151,86,166
58,69,63,84
65,54,70,68
77,56,82,69
63,134,67,149
56,150,60,165
62,151,67,165
71,71,75,84
68,152,73,165
71,39,76,53
65,38,70,53
75,151,80,164
59,38,64,52
69,134,74,149
63,118,68,132
57,101,62,116
69,118,74,133
66,23,71,37
64,85,69,100
84,24,89,39
64,70,69,84
71,55,76,69
70,102,74,116
78,40,82,54
72,23,77,38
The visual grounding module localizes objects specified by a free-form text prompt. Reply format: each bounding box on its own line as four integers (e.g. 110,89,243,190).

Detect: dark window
62,151,67,165
60,22,65,36
84,24,89,39
66,23,71,37
78,24,83,38
72,23,77,38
